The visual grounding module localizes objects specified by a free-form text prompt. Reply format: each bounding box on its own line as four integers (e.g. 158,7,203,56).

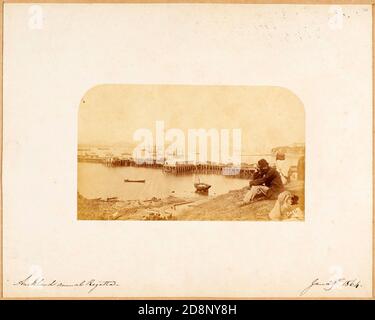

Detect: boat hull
194,183,211,192
124,179,146,183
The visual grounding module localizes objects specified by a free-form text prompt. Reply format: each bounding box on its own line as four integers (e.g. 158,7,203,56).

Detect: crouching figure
239,159,285,206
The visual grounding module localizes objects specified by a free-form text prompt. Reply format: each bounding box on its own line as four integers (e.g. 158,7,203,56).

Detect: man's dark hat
257,159,269,168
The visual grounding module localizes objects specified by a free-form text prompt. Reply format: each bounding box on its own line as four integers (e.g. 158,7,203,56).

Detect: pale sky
78,84,304,154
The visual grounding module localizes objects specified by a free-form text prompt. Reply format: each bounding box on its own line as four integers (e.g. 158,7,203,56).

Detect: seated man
240,159,285,205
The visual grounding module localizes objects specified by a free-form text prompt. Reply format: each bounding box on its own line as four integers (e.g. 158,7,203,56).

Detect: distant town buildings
271,143,305,155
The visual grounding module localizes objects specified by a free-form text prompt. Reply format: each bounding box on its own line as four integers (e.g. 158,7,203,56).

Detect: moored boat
194,182,211,192
124,179,146,183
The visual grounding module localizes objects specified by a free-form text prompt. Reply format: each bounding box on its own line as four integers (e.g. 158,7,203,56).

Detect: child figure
268,191,299,221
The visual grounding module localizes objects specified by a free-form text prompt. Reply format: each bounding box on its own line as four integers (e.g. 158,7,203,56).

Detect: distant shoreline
77,155,301,182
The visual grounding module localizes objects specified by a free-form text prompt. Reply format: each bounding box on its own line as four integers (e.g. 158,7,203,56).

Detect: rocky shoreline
78,180,304,221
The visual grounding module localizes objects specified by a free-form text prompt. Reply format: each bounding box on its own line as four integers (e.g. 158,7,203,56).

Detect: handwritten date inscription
300,278,362,296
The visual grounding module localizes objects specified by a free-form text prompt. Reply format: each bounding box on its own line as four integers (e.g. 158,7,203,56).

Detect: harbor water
78,162,250,201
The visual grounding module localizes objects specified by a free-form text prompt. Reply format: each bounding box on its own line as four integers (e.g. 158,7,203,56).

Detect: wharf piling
78,156,256,179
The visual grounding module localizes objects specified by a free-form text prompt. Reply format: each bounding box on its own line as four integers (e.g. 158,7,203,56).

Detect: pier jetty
78,143,304,181
78,155,258,179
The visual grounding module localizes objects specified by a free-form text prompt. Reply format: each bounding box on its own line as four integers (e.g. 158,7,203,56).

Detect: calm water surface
78,163,249,201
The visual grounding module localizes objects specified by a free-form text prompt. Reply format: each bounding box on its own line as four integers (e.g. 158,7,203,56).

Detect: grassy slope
176,180,304,221
78,180,304,221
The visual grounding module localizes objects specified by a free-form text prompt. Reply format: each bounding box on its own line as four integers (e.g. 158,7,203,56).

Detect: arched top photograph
78,84,305,221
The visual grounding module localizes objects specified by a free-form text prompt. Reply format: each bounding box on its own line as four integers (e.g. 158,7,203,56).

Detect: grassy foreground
78,180,304,221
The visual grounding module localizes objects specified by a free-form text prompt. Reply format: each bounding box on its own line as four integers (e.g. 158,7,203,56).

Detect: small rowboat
194,182,211,192
124,179,146,183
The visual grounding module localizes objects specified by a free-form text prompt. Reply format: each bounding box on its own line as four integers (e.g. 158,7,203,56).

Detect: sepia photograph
78,85,305,221
2,2,372,299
